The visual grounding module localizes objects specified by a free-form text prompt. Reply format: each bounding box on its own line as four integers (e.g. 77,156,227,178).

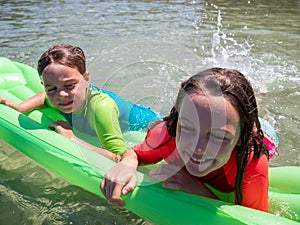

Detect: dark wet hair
163,67,267,205
37,44,86,76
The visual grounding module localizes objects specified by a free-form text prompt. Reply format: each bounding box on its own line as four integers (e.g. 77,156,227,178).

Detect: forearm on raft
71,136,121,162
1,92,47,113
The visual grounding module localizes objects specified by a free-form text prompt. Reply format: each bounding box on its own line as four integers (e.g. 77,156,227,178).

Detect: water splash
209,9,253,68
211,9,222,60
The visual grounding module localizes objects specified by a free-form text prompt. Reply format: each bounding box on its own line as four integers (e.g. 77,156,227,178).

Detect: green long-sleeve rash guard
86,90,126,154
46,89,127,155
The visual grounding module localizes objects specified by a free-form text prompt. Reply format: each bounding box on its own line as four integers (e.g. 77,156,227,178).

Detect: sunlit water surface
0,0,299,224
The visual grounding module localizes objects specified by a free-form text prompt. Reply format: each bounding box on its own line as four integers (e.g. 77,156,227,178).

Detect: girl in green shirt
0,44,161,158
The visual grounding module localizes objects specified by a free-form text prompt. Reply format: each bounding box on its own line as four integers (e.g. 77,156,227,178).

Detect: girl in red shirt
101,68,277,212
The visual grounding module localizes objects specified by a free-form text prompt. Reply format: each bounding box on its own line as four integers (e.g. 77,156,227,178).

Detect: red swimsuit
132,122,272,212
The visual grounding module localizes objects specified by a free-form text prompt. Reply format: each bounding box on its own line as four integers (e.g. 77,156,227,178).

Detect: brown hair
37,44,86,76
163,68,267,204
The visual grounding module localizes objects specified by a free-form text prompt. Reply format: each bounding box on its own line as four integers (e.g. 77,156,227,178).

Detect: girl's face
176,91,241,177
42,63,90,114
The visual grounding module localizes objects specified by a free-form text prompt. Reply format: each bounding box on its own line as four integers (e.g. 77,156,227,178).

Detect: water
1,0,299,224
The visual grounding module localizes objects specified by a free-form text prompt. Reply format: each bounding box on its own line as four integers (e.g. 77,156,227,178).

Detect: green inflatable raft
0,57,299,225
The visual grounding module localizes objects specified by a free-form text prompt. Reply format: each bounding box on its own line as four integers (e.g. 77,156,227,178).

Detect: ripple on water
0,0,299,224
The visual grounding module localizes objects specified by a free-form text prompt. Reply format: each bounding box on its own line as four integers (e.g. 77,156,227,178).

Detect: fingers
0,98,6,104
150,164,182,181
100,168,138,207
122,175,137,195
48,121,74,139
101,178,136,207
48,122,58,132
48,123,56,131
100,178,125,207
162,182,181,190
49,120,70,129
149,164,187,191
0,98,11,107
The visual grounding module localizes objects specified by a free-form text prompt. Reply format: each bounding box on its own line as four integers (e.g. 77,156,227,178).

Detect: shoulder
146,121,171,146
85,90,120,126
132,121,172,151
89,90,115,104
245,152,269,177
132,121,177,164
241,152,269,212
148,121,168,135
87,90,118,111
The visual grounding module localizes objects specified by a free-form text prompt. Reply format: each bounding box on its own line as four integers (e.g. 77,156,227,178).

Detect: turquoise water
1,0,299,224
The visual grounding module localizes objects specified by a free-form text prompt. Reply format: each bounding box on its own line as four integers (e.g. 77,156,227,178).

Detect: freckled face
176,92,241,177
42,63,90,114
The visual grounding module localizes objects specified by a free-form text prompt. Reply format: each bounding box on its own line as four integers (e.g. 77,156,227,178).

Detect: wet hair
37,44,86,76
163,67,267,205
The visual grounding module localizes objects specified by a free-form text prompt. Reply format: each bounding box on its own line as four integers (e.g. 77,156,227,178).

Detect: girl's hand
49,121,75,139
0,98,20,111
100,161,138,207
101,149,139,207
0,97,10,105
150,164,217,198
150,164,196,191
1,92,46,113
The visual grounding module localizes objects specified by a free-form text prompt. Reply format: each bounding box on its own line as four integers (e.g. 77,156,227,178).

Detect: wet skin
176,92,241,177
41,63,90,114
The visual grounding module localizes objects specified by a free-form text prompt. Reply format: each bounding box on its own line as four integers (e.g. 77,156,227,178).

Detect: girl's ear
84,71,90,82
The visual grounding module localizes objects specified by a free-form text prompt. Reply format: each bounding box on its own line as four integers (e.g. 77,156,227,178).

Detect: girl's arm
0,92,47,113
49,120,121,162
88,94,127,155
74,136,121,162
150,164,218,199
100,148,139,207
240,154,269,212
